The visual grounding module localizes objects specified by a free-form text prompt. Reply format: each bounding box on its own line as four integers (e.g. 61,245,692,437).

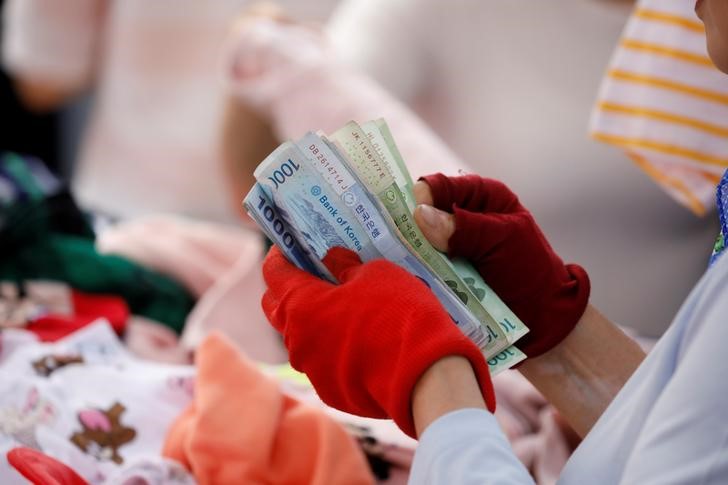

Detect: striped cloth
590,0,728,215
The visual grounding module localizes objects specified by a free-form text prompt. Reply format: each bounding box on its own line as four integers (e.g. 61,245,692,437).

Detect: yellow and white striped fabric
590,0,728,215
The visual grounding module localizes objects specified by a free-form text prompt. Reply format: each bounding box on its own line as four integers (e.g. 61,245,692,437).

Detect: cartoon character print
167,375,195,398
32,354,84,377
0,387,56,448
70,402,136,464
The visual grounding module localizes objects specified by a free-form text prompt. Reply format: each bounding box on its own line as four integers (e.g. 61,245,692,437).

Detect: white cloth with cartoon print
0,321,196,484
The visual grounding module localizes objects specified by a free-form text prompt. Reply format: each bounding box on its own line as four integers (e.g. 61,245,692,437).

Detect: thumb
263,247,316,289
321,246,363,283
414,204,456,253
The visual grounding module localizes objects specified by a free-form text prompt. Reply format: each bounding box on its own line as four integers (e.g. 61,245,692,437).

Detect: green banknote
367,119,530,347
329,121,510,356
296,132,495,352
362,120,415,211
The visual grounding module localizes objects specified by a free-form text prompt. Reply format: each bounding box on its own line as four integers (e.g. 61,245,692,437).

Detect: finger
261,289,285,333
262,247,327,297
321,246,363,283
447,207,519,262
419,173,522,214
413,204,455,253
413,181,434,206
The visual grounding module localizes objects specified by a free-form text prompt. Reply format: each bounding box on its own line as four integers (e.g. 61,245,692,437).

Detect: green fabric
1,195,95,250
1,153,94,243
0,234,193,333
0,153,194,333
2,153,45,200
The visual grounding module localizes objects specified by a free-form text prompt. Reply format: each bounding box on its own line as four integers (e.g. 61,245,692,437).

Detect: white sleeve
410,409,535,485
1,0,104,88
618,280,728,484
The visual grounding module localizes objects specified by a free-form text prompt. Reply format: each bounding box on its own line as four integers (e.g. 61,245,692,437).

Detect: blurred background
0,0,718,339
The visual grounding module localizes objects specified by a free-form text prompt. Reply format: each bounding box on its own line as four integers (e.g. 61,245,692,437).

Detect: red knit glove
419,173,590,358
262,246,495,438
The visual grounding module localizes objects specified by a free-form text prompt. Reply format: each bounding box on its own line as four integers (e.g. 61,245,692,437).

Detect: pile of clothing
0,153,193,347
0,321,419,484
0,153,417,484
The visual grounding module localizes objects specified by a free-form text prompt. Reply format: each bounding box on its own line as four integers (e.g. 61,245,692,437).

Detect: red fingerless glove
420,173,590,358
262,246,495,438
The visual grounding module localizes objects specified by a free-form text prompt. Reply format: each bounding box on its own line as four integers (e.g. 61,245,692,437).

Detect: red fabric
420,173,590,358
7,447,88,485
262,246,495,438
27,290,128,342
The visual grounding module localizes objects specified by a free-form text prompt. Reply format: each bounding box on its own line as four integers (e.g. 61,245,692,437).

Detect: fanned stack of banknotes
244,119,530,375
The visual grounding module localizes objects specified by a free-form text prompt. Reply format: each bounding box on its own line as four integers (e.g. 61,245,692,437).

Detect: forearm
220,96,279,217
411,356,534,484
12,77,80,112
518,304,646,437
412,355,486,436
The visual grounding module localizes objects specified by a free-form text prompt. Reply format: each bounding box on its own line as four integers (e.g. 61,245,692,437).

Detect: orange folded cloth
162,333,374,485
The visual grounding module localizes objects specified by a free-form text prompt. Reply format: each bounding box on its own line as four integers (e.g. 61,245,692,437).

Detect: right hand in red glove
262,246,495,438
415,174,590,359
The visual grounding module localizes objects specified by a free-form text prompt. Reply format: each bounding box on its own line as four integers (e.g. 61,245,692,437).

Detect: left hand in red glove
415,173,590,359
262,246,495,438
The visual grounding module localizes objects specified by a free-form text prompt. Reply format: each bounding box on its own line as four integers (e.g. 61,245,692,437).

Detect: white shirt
411,251,728,484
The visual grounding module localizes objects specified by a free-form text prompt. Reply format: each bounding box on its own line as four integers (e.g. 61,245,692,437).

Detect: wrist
514,263,591,359
518,304,645,436
411,355,487,438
